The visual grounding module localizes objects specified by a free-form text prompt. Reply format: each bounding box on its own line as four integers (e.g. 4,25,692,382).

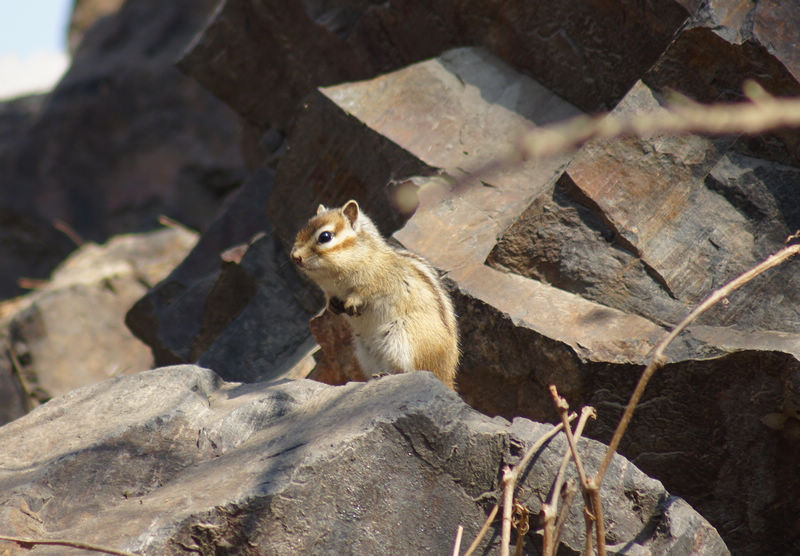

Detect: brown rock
252,47,800,554
307,309,365,385
645,1,800,166
0,226,197,425
178,0,691,138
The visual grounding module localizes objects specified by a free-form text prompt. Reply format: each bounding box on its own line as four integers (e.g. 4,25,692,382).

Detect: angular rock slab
0,367,727,554
179,0,690,135
491,80,800,333
126,169,317,383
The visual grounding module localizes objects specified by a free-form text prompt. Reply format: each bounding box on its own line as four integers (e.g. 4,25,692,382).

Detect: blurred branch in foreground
515,80,800,161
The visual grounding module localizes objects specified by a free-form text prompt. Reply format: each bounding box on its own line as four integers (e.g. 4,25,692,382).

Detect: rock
0,367,728,554
126,169,316,382
491,80,800,332
178,0,691,135
131,1,800,552
0,0,247,247
67,0,125,54
234,46,798,554
0,226,197,425
644,0,800,167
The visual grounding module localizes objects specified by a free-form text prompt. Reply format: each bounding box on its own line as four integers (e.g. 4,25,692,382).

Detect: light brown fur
290,200,459,388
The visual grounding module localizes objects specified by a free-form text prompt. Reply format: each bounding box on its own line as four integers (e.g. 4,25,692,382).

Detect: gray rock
125,169,317,382
0,367,727,555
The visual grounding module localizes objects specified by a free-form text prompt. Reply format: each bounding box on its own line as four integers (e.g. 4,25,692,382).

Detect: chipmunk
290,200,459,389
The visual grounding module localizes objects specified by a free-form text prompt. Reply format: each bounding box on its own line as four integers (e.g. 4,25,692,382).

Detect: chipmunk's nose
291,251,303,266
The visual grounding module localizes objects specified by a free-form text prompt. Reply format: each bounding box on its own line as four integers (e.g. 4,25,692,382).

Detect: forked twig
549,387,603,555
464,416,576,556
542,406,596,556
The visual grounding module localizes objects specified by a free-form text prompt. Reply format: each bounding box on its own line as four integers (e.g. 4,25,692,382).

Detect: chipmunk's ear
316,204,327,215
342,200,360,228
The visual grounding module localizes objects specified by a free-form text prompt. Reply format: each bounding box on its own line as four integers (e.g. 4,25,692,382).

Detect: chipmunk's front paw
327,296,347,315
343,295,364,317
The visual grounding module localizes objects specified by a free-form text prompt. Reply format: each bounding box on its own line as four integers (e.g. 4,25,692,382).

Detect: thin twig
501,466,515,556
508,413,577,484
591,486,606,556
0,535,138,556
463,503,499,556
452,524,464,556
519,80,800,160
542,406,596,556
595,242,800,487
549,388,590,492
465,417,576,556
549,386,602,556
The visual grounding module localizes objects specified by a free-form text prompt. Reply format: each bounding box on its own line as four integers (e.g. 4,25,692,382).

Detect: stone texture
0,226,197,425
0,367,727,555
178,0,691,134
645,0,800,167
126,170,316,383
490,81,800,332
234,46,798,554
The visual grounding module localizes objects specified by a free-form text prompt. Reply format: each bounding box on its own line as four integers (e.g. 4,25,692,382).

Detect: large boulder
0,367,727,555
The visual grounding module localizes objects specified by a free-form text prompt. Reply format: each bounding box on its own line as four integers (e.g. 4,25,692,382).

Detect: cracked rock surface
0,367,727,555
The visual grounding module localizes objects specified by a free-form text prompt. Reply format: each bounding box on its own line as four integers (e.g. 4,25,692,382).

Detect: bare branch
465,416,576,556
542,406,596,556
463,503,499,556
501,466,514,556
0,535,138,556
596,242,800,486
519,81,800,160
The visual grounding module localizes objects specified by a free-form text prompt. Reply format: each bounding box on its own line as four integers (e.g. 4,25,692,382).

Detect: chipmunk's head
290,200,372,277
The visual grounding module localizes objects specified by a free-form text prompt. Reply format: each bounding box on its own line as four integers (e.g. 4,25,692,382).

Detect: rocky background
1,0,799,554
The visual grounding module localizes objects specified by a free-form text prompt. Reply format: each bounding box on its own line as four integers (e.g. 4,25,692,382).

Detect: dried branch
596,242,800,487
0,534,138,556
549,386,604,556
501,466,515,556
518,80,800,160
463,503,498,556
542,406,596,556
452,524,464,556
464,416,576,556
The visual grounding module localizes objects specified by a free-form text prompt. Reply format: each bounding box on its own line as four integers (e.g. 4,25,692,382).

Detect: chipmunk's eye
318,231,333,244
